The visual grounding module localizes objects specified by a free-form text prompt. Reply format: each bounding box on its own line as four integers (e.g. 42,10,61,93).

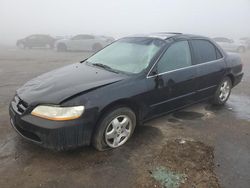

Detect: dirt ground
0,47,250,188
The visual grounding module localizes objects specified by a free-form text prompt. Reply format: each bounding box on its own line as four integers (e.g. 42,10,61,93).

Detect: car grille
11,95,28,115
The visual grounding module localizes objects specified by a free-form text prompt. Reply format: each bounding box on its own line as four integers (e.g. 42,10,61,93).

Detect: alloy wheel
105,115,132,148
219,80,230,102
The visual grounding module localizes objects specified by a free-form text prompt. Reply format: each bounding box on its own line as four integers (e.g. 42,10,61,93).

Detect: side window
216,48,223,59
191,40,219,64
157,41,192,73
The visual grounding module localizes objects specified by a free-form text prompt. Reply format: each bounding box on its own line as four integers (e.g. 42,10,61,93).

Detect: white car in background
239,37,250,49
55,34,115,52
213,37,247,53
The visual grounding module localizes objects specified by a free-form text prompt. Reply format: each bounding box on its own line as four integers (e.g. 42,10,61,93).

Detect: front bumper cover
9,105,93,150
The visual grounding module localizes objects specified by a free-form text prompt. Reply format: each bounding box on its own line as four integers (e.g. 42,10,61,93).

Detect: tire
57,43,67,52
92,43,102,53
92,107,136,151
211,77,232,105
238,46,246,53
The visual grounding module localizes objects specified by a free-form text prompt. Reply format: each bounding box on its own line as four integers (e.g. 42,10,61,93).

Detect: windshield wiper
80,58,87,63
92,63,119,73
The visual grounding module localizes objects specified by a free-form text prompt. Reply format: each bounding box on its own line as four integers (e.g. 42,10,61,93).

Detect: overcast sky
0,0,250,44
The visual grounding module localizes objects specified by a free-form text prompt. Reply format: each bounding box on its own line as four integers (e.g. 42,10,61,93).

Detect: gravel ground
0,47,250,188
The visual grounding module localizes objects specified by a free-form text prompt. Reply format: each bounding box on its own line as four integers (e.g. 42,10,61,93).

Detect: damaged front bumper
9,103,94,150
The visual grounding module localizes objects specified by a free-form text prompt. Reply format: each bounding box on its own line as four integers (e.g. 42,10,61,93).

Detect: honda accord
9,33,243,151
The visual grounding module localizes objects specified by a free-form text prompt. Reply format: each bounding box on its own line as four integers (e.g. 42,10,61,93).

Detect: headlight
31,105,84,121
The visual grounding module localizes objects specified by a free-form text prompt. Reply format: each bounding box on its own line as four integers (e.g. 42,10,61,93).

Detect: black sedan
9,33,243,151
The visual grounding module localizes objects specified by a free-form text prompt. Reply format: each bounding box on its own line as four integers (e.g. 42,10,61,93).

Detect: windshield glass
87,37,165,74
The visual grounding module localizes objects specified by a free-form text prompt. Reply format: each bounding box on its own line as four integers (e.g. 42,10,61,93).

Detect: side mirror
148,65,158,77
150,71,158,77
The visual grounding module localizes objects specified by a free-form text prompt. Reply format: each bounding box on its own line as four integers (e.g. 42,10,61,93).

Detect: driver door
146,40,197,117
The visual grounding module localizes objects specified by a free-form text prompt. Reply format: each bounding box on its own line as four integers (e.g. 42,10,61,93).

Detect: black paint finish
9,34,244,150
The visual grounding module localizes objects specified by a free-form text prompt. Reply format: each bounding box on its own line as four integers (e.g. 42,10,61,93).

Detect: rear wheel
211,77,232,105
92,107,136,151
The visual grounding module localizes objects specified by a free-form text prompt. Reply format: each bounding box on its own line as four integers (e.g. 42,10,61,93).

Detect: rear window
191,39,222,64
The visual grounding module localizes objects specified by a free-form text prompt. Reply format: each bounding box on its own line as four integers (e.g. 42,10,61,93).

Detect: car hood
17,63,127,105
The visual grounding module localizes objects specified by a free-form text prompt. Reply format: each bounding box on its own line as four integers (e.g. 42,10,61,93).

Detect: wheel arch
225,73,235,86
96,98,143,128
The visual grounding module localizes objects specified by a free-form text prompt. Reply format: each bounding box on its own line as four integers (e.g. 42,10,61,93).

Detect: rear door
190,39,226,100
146,40,198,117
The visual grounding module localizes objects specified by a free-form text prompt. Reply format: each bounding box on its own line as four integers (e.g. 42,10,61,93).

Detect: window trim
146,39,225,79
147,40,193,78
147,58,224,79
155,40,192,75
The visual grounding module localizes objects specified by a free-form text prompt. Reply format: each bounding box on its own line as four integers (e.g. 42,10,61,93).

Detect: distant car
239,37,250,49
99,36,115,43
16,35,56,49
213,37,247,53
10,33,243,151
55,34,114,52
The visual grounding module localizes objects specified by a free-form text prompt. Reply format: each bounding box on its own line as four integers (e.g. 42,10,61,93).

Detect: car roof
129,32,208,41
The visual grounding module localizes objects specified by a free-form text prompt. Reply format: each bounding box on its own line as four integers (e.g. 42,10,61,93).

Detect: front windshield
87,37,165,74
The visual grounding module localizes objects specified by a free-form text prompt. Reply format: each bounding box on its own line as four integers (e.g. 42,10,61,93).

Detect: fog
1,0,250,45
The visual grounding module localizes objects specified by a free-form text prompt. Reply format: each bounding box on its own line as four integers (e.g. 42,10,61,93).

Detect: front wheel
92,107,136,151
211,77,232,105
